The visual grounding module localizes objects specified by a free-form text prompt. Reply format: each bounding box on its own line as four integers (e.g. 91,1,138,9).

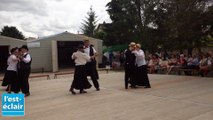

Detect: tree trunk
187,48,193,55
135,0,143,42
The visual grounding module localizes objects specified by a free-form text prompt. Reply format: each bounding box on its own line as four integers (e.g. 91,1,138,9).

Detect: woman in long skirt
132,44,151,88
2,47,20,93
69,44,92,95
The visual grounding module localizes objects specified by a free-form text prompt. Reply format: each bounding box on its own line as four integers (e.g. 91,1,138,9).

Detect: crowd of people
1,45,32,97
3,40,213,97
6,40,213,97
147,51,213,76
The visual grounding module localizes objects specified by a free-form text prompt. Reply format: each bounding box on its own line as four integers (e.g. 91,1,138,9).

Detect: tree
152,0,213,53
106,0,160,49
106,0,139,45
0,26,25,40
81,6,97,37
94,22,119,46
105,0,213,53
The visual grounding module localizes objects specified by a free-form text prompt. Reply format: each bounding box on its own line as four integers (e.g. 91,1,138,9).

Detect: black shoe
130,85,137,88
144,86,151,88
80,90,87,94
69,89,76,95
96,88,100,91
25,93,30,97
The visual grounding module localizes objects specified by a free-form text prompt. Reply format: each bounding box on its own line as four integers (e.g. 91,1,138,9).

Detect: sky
0,0,111,38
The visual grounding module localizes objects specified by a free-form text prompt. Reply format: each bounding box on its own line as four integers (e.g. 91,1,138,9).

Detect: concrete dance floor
1,72,213,120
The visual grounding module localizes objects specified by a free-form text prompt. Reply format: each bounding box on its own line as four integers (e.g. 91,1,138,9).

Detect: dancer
83,39,100,91
132,43,151,88
124,42,136,89
69,44,92,95
18,45,32,97
2,47,20,93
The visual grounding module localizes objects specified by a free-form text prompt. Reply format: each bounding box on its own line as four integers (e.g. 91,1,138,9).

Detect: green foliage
99,0,213,52
0,26,25,40
81,6,97,37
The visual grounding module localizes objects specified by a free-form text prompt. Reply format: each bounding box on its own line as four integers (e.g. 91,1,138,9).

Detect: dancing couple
2,45,32,97
124,42,151,89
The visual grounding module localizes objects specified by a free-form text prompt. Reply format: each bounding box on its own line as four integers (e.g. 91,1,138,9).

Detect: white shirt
7,54,18,71
84,46,97,56
132,49,146,67
22,52,31,63
72,51,91,66
199,58,212,66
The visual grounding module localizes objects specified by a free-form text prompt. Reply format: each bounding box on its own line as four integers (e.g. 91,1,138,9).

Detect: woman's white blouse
7,54,18,71
72,51,91,66
132,49,146,67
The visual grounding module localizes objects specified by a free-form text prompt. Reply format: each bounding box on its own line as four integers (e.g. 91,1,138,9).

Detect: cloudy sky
0,0,111,38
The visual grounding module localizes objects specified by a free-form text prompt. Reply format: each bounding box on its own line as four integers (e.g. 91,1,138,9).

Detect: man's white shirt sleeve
22,54,31,63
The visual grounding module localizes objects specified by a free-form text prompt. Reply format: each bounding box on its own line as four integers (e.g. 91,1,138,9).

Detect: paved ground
0,72,213,120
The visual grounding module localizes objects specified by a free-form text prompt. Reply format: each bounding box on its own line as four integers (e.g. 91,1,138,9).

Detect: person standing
2,47,20,93
124,42,136,89
132,43,151,88
69,44,92,95
18,45,32,97
83,39,100,91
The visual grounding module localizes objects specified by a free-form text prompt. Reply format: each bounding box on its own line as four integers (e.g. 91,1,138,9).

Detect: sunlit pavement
1,72,213,120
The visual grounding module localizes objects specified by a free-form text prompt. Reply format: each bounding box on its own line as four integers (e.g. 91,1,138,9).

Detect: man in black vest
84,39,100,91
124,42,136,89
19,45,32,97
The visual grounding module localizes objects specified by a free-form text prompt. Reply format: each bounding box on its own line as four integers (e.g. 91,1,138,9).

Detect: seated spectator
167,54,187,74
187,55,199,68
167,54,178,74
207,51,213,77
159,59,168,69
184,55,199,75
148,54,160,74
199,53,212,77
186,54,193,64
208,51,213,64
156,58,168,74
177,54,187,68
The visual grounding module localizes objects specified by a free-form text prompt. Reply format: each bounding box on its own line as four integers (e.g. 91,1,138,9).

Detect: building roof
30,31,103,42
0,35,26,42
96,22,112,33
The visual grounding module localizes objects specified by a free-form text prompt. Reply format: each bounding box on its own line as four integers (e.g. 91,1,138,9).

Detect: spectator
167,54,178,74
148,54,160,74
185,55,199,75
199,53,212,77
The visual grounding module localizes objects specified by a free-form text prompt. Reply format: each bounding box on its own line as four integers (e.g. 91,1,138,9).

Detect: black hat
10,47,18,53
21,45,29,51
77,44,84,49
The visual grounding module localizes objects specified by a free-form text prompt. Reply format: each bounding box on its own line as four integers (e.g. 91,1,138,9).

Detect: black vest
89,45,96,62
124,49,136,66
89,45,94,56
20,53,32,70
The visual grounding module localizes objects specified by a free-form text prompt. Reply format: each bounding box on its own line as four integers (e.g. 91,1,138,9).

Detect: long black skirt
2,70,20,92
134,65,151,86
71,65,92,90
